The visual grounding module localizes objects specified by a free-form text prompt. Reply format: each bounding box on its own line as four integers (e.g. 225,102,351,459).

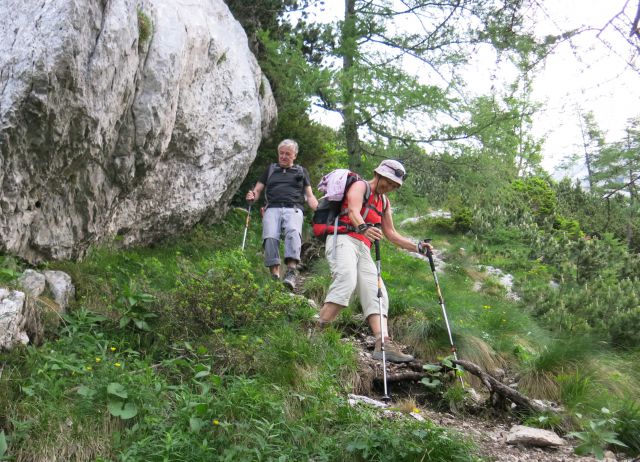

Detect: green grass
2,202,639,460
0,212,479,461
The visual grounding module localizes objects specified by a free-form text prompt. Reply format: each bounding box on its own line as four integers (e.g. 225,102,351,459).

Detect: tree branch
453,359,555,414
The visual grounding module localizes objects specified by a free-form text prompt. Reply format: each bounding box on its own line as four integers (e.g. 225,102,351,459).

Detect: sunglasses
390,167,408,181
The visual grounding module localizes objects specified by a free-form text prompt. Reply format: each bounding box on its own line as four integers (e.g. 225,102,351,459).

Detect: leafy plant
107,382,138,420
567,409,628,460
522,411,564,432
116,282,156,331
421,357,462,391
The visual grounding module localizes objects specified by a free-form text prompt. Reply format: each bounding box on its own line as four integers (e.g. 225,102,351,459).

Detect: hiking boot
373,337,414,363
283,269,296,290
271,273,280,281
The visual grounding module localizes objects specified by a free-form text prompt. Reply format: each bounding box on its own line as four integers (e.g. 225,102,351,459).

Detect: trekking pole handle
422,239,436,272
373,224,382,261
246,200,254,223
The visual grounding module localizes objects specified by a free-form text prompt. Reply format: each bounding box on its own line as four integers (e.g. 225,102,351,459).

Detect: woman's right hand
363,226,383,241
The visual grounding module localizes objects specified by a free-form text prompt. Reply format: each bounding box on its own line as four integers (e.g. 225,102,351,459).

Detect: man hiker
316,159,432,362
246,139,318,290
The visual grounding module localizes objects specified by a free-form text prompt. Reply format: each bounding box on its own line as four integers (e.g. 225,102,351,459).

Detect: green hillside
1,176,639,460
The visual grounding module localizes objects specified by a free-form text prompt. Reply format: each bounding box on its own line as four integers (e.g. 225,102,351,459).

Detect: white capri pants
324,234,389,319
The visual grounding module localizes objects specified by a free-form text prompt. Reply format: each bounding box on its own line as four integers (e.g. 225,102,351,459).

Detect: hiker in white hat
315,159,432,363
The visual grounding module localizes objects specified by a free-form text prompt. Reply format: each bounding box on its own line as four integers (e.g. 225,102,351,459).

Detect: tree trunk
342,0,362,172
578,112,594,190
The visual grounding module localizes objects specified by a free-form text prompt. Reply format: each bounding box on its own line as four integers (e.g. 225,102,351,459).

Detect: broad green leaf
0,431,7,457
602,436,628,447
107,383,128,399
108,400,138,420
421,378,441,388
190,417,204,432
118,402,138,420
422,364,442,372
77,385,96,398
194,403,208,415
21,386,34,397
194,370,210,379
133,319,150,330
593,445,604,460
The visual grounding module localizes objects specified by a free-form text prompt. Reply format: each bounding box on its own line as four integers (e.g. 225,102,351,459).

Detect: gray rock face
0,0,276,263
0,288,29,350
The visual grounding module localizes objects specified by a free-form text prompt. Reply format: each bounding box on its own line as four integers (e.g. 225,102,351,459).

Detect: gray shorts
262,206,304,266
324,234,389,318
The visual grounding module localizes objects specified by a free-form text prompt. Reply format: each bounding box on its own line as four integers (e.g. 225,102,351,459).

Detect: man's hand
417,240,433,255
246,190,256,202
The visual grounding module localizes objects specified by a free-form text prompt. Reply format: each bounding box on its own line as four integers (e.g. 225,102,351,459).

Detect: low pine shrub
615,399,640,456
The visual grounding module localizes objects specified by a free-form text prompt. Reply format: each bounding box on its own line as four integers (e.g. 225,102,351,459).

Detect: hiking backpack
312,169,386,239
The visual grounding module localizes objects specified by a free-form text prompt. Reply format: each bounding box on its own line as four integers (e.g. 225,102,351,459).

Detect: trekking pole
241,200,253,251
424,242,464,386
373,235,391,402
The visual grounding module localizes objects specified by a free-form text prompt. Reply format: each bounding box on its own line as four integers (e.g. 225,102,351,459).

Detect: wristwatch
357,223,370,234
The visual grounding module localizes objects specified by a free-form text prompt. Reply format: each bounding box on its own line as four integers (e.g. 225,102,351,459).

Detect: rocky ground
350,333,635,462
290,242,637,462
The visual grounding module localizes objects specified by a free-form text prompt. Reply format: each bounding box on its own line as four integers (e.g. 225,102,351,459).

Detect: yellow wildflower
212,419,220,426
110,347,117,351
95,357,102,363
114,362,121,367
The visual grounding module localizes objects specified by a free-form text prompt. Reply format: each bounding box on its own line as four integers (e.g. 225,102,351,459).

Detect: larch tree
305,0,556,171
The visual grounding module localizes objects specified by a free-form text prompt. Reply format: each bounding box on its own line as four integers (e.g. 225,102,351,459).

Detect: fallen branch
453,359,555,414
373,370,427,384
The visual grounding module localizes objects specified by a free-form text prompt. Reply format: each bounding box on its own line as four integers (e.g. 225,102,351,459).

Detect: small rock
0,288,29,349
43,271,75,313
467,387,483,403
18,270,46,297
348,394,388,409
506,425,566,447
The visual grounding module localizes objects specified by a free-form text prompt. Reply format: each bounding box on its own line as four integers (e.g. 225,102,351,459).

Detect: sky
297,1,640,178
524,1,640,175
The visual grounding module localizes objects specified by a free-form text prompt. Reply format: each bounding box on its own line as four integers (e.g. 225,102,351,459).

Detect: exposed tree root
453,359,556,414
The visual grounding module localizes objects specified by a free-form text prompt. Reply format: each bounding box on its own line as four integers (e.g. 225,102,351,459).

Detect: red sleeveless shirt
340,190,386,248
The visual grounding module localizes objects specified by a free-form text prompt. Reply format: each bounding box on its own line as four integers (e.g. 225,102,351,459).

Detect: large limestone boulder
0,0,276,263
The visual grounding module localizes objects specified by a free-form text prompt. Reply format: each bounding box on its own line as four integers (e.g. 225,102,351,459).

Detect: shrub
170,251,270,334
452,206,473,232
137,8,152,47
615,400,640,456
511,177,557,224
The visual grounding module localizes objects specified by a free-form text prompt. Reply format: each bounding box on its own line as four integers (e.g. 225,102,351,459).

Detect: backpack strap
333,179,370,258
264,163,278,207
